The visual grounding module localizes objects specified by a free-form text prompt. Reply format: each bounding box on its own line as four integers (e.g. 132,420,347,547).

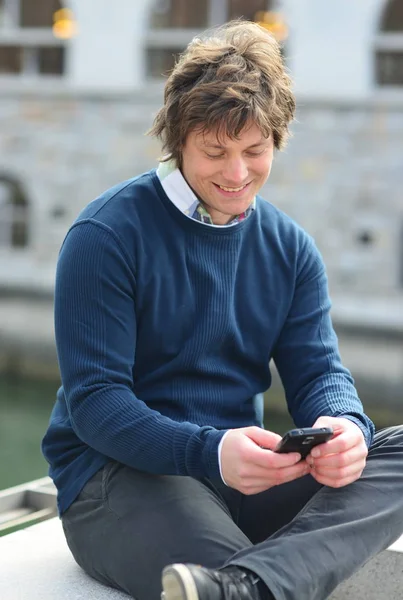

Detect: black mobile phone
275,427,334,459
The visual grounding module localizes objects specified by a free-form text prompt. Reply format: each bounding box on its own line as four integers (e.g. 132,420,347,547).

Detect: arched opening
0,0,67,76
0,175,29,249
146,0,273,78
375,0,403,86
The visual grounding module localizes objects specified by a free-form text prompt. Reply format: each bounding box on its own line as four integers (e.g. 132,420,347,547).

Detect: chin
232,198,253,211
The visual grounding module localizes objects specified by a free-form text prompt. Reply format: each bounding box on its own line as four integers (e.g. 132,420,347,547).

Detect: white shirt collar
157,161,200,219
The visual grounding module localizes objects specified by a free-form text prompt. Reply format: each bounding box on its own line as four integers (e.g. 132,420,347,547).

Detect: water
0,376,294,492
0,377,59,491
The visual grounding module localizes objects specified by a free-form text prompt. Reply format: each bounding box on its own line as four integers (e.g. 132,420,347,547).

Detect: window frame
145,0,275,80
0,176,30,252
145,0,221,80
0,0,66,79
374,1,403,92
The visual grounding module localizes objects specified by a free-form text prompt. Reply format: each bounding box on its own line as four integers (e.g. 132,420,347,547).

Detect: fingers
307,445,367,469
307,446,367,488
306,417,368,488
247,459,309,483
244,426,283,450
309,463,365,488
244,427,303,468
222,424,367,496
235,463,310,495
221,428,306,493
273,460,310,485
311,432,355,457
311,417,365,457
252,446,302,469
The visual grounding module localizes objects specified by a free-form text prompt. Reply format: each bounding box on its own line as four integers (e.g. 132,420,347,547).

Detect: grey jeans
61,426,403,600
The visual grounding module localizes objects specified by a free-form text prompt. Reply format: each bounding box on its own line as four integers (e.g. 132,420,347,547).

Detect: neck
205,206,235,226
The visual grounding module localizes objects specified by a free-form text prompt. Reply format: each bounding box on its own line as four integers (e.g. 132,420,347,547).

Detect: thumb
243,426,283,450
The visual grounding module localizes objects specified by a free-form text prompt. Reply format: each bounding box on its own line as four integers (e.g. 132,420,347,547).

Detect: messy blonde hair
148,19,295,166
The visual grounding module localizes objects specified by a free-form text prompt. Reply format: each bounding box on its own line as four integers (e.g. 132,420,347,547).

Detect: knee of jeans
371,425,403,451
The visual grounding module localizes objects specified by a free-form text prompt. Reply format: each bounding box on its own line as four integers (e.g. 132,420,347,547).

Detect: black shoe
161,563,263,600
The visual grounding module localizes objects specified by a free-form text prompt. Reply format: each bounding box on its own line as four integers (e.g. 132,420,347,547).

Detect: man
42,19,403,600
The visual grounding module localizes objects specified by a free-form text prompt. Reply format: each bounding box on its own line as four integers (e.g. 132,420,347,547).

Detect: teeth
218,184,246,192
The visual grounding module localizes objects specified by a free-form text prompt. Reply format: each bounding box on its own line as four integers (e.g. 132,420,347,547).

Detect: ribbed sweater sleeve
272,235,375,448
54,220,226,480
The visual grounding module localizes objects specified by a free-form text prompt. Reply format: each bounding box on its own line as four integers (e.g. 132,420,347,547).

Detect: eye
246,149,265,157
205,153,224,159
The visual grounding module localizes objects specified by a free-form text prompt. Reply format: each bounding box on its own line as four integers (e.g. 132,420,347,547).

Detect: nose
221,157,248,185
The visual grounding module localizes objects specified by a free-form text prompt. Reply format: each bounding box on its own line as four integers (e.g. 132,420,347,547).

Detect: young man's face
181,122,274,225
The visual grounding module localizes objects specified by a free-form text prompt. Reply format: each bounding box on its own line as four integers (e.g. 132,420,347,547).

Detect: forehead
192,122,268,148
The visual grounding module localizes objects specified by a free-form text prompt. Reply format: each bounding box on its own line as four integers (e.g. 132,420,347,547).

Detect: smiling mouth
215,182,250,193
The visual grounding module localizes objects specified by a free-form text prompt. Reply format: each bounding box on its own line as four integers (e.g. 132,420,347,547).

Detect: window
0,176,29,249
375,0,403,86
146,0,272,78
0,0,67,77
20,0,62,28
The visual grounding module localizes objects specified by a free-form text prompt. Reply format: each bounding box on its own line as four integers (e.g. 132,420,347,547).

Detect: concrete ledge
0,518,129,600
331,295,403,338
330,538,403,600
0,517,402,599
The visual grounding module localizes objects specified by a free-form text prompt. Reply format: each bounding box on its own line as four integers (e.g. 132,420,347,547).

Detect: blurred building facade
0,0,402,299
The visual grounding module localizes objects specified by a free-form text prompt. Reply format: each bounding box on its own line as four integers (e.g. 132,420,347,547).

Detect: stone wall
0,86,402,297
266,101,403,296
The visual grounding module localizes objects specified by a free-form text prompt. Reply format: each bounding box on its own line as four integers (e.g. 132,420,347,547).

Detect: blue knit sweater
42,169,374,514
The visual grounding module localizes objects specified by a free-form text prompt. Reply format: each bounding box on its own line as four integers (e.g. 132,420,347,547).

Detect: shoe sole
161,564,200,600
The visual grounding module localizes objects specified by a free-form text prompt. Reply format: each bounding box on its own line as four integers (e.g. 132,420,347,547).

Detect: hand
220,426,310,495
306,416,368,488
